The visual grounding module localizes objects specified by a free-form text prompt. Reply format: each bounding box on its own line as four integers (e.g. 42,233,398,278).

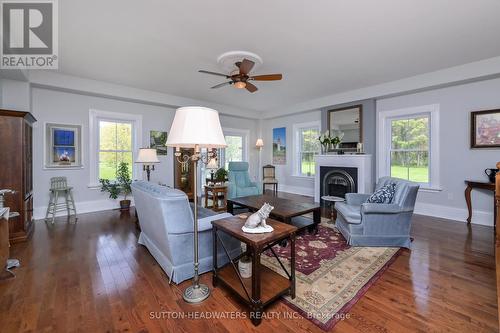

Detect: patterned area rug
261,223,401,331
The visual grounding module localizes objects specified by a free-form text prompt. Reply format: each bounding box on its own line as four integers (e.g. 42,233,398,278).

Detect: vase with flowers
318,130,345,153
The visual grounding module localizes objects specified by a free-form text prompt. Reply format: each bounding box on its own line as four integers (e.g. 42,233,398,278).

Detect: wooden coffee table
212,216,297,326
227,194,321,233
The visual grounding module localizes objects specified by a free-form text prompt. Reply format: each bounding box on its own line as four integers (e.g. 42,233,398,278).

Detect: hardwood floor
0,193,497,332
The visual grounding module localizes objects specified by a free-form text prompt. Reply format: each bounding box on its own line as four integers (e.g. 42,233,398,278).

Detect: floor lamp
166,106,227,303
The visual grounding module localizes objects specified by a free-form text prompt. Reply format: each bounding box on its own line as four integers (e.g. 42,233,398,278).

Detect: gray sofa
335,177,419,249
131,181,240,284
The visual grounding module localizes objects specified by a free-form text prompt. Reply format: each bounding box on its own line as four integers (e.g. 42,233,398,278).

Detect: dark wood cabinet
0,110,36,243
173,148,194,200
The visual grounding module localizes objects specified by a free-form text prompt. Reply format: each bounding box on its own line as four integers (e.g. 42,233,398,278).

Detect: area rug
261,223,402,331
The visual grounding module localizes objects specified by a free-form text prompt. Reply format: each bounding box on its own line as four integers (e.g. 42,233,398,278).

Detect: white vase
238,257,252,278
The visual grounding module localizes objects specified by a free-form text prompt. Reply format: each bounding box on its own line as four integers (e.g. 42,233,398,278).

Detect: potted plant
330,130,345,150
318,131,331,154
100,162,132,210
215,167,228,183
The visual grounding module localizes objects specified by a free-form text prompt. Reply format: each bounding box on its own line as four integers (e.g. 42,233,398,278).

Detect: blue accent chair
227,162,261,199
131,181,240,284
335,177,420,249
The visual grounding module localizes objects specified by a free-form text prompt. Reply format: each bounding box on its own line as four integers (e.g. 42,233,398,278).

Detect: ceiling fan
198,58,282,93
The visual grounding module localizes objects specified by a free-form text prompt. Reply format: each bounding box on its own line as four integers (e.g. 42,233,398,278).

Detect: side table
204,184,228,212
212,216,297,326
321,195,344,223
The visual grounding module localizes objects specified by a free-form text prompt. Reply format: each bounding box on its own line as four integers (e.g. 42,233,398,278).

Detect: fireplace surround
314,154,372,203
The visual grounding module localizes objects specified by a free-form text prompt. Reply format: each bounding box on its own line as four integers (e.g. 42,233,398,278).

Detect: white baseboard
279,184,314,197
414,201,493,226
278,185,493,227
34,198,135,220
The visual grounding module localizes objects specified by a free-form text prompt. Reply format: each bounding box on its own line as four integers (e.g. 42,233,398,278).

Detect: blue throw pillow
366,183,396,204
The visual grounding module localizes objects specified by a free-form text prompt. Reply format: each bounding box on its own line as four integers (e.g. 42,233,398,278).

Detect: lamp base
183,283,210,303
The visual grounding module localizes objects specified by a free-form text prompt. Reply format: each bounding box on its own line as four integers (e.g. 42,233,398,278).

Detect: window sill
88,183,101,189
291,174,315,180
418,187,442,193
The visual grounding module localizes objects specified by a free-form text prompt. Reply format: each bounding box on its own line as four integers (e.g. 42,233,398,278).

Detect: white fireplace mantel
314,154,373,202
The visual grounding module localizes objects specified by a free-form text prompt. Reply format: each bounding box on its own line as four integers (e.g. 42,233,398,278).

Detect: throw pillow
366,183,396,204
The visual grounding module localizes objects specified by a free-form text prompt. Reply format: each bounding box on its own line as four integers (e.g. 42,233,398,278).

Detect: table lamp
166,106,227,303
206,158,219,183
135,148,160,181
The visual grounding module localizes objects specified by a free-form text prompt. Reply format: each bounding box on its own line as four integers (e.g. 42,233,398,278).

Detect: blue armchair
227,162,261,199
335,177,420,249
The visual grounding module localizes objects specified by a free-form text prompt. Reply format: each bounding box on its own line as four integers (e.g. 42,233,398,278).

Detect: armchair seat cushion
335,202,361,224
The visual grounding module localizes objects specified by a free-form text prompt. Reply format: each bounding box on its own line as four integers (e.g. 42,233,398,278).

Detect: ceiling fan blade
245,81,258,93
210,81,232,89
239,58,255,75
199,70,229,78
250,74,283,81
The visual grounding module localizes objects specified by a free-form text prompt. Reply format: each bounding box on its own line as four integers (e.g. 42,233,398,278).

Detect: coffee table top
212,215,297,248
228,194,320,218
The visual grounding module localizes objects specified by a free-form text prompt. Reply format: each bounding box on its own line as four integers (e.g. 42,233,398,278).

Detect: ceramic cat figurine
244,203,274,229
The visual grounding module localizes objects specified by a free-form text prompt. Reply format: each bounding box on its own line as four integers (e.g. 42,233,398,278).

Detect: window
389,116,429,183
219,128,249,170
294,122,320,177
377,104,440,190
89,110,142,187
98,120,133,180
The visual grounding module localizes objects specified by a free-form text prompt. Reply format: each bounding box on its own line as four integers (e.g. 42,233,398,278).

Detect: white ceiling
57,0,500,114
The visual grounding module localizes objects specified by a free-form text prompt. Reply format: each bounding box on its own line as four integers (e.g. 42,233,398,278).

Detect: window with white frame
294,122,320,177
219,128,249,170
377,104,440,189
89,110,142,186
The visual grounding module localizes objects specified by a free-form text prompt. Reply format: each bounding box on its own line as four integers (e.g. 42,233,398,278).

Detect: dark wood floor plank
0,192,497,333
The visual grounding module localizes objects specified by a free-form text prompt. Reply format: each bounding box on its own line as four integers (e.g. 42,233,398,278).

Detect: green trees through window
99,121,133,180
390,116,429,183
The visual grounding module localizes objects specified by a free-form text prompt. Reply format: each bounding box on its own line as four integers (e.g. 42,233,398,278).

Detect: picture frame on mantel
470,109,500,149
44,122,83,169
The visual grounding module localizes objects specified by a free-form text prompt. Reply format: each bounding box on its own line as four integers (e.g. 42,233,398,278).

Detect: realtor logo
1,0,58,69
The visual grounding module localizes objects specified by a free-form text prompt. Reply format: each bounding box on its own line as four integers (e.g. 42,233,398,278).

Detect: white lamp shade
255,138,264,148
206,158,219,170
136,148,160,163
166,106,227,149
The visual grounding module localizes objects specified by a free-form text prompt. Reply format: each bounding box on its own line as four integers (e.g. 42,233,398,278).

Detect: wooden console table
464,180,496,226
0,208,14,280
204,184,227,212
212,216,297,326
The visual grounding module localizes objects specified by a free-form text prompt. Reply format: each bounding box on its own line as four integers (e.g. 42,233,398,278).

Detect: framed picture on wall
44,123,83,168
272,127,286,164
471,109,500,148
150,130,168,155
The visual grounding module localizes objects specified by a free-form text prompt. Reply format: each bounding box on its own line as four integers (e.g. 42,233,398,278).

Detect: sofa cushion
335,202,362,224
366,183,396,204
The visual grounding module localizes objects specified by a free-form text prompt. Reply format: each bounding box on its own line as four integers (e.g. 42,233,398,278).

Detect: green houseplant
215,167,228,182
100,162,132,210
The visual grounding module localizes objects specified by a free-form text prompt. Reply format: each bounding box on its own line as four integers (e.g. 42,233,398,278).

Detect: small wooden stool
45,177,77,224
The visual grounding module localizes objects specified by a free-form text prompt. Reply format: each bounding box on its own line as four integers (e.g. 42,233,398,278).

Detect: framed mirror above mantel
327,104,363,152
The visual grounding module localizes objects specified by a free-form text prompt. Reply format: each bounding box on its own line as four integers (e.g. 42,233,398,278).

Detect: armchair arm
197,213,233,232
345,193,371,206
361,203,402,215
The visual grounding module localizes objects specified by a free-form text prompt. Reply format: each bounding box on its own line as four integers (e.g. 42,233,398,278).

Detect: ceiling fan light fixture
234,81,246,89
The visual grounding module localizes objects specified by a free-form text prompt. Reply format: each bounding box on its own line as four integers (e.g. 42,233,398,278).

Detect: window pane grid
297,126,320,176
98,120,133,180
390,115,430,184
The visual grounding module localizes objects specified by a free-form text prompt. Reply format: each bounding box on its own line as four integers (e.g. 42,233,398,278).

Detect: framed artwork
272,127,286,164
44,123,83,168
471,109,500,148
150,130,168,155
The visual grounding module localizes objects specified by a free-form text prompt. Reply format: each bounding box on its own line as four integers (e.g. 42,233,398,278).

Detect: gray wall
377,78,500,225
31,87,259,218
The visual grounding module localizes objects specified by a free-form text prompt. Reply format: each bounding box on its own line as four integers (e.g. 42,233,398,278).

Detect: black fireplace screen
319,166,358,206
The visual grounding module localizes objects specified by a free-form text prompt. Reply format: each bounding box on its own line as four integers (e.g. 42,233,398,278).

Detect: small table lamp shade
206,158,219,170
166,106,227,149
136,148,160,163
255,138,264,148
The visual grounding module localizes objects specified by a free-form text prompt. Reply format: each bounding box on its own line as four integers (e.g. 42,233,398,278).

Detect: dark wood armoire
0,110,36,243
173,148,194,201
